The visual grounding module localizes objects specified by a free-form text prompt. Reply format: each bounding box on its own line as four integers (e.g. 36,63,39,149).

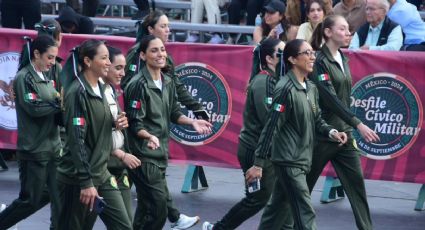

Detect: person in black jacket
56,6,94,34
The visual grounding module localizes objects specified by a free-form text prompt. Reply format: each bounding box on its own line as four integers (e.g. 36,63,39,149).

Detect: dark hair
260,38,282,68
310,15,344,50
18,35,57,71
78,39,106,71
306,0,326,16
106,46,123,63
283,39,306,70
138,35,160,54
35,19,61,41
136,10,166,43
261,20,292,42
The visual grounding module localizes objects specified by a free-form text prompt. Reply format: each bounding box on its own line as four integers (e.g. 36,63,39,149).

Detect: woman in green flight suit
57,39,132,230
246,39,348,230
124,35,213,230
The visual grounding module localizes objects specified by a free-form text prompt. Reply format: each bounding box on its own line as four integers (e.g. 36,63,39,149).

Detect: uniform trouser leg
0,157,60,229
131,162,168,230
261,165,316,230
99,177,133,230
213,144,280,230
111,170,133,224
57,177,132,230
203,0,221,24
306,140,372,230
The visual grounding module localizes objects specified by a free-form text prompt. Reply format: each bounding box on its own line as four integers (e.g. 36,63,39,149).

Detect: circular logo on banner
170,62,232,146
350,72,423,160
0,52,20,130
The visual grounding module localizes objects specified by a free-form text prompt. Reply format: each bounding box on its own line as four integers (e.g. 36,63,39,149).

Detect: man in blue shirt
349,0,403,50
387,0,425,51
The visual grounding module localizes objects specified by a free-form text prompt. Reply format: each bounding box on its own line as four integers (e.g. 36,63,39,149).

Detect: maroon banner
0,28,424,183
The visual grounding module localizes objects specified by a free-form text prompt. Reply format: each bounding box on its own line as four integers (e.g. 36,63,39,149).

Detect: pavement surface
0,161,424,230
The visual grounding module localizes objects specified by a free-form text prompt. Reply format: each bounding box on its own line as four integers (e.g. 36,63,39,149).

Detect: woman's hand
192,119,213,135
147,135,160,150
357,123,380,143
115,112,128,130
80,186,98,211
245,166,263,183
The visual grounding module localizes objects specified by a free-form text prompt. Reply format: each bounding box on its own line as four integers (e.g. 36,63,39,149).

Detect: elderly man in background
387,0,425,51
349,0,403,50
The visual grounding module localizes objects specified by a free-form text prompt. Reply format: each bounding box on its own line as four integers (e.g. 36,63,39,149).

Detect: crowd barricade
0,28,424,209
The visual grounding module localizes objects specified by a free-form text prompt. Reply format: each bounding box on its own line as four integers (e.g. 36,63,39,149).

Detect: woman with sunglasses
246,39,347,230
307,15,380,230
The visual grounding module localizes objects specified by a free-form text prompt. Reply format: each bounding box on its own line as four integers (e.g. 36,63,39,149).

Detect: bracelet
253,165,262,171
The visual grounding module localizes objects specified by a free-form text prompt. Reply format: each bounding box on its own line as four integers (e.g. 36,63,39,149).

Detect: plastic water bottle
255,14,262,26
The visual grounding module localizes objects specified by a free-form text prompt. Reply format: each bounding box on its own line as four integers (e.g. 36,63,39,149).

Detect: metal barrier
41,14,255,42
41,0,191,20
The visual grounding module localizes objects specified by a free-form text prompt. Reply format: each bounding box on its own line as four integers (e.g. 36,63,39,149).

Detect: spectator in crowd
56,6,95,34
186,0,225,44
387,0,425,51
122,10,205,230
124,35,212,230
253,0,298,44
296,0,327,43
132,0,150,20
66,0,99,17
286,0,333,25
349,0,403,50
407,0,423,9
246,38,347,230
333,0,367,34
228,0,265,26
202,38,292,230
0,0,41,29
57,39,132,230
103,45,142,226
0,35,61,230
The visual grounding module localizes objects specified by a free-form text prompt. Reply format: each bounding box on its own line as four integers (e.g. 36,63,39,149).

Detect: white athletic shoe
170,214,200,230
202,221,214,230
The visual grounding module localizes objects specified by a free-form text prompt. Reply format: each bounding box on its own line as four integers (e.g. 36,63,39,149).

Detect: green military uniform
123,49,202,226
0,64,61,230
212,69,292,230
307,44,372,230
57,76,131,230
124,66,184,230
105,83,133,223
255,70,333,230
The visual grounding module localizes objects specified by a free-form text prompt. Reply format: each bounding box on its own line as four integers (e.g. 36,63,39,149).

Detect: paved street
0,161,424,229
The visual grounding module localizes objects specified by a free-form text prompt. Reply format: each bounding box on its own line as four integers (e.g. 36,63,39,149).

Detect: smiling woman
56,39,132,230
0,35,61,230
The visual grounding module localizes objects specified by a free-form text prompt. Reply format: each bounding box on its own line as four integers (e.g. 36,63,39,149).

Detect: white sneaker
202,221,214,230
0,204,18,230
170,214,200,230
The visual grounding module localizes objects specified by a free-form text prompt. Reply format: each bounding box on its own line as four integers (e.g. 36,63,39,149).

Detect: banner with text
0,29,424,183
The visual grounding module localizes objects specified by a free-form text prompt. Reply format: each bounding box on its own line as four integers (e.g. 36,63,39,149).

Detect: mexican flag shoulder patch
273,103,285,112
129,64,137,72
73,117,85,126
318,73,330,81
264,97,272,105
25,93,37,101
131,100,142,109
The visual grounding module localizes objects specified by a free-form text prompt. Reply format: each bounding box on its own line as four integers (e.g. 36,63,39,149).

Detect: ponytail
249,45,262,83
18,37,32,72
311,22,324,51
60,47,85,93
